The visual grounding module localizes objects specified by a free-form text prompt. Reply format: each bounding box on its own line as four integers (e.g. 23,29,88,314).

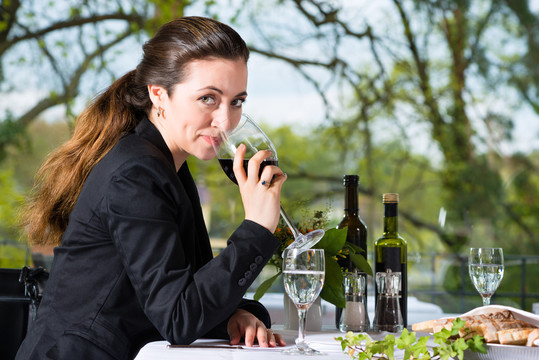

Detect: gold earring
157,107,162,117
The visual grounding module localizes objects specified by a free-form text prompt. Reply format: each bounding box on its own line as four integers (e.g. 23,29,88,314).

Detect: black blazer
16,117,280,360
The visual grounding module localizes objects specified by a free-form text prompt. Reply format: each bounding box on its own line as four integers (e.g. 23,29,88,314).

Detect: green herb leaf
253,271,280,301
396,328,415,348
467,335,487,354
336,318,486,360
451,338,468,360
319,256,345,307
350,253,373,276
451,317,466,337
314,227,347,256
409,336,430,359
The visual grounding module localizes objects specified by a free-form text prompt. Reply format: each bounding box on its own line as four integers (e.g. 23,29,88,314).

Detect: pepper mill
373,269,404,332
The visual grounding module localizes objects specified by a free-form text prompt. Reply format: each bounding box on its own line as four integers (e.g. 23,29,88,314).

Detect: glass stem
296,308,307,350
280,205,302,239
482,296,491,306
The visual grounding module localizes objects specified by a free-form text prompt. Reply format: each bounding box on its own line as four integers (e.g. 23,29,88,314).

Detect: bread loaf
412,309,538,347
412,318,453,333
498,328,536,345
526,329,539,347
470,320,534,343
412,310,515,336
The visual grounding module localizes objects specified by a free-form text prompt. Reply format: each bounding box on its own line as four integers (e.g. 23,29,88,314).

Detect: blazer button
250,263,258,271
244,271,252,279
238,278,247,286
254,256,263,265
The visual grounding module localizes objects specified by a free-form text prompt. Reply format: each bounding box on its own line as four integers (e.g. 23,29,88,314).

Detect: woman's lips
202,135,221,147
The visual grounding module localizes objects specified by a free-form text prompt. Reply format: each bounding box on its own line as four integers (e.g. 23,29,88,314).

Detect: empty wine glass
282,248,325,355
468,248,504,306
213,113,325,251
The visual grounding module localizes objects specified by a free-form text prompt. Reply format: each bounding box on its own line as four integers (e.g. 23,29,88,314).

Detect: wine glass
282,248,325,355
468,248,504,306
213,113,325,251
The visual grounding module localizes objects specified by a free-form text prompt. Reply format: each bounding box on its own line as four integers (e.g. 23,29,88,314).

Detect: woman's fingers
233,144,248,185
258,164,285,190
254,328,286,347
233,146,286,233
246,149,273,183
227,310,286,348
233,144,282,186
274,333,287,346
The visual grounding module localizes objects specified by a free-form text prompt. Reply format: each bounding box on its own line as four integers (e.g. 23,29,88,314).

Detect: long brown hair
23,17,249,246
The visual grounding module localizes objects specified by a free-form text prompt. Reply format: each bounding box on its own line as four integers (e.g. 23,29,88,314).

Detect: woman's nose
212,109,240,132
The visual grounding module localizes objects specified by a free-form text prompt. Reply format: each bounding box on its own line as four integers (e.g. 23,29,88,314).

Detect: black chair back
0,268,31,360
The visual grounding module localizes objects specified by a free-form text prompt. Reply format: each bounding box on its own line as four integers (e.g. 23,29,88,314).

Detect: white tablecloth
134,329,350,359
133,328,426,360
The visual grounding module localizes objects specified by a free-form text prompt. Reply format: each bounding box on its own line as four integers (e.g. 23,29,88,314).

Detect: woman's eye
200,96,216,105
232,98,245,107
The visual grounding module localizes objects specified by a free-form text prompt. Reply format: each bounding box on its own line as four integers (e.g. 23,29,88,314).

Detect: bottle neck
383,203,398,235
344,184,359,213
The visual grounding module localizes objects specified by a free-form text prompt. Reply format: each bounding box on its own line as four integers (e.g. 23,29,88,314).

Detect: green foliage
0,242,28,268
0,112,28,161
336,319,486,360
0,167,24,240
145,0,193,31
5,120,71,190
315,227,347,256
319,255,345,308
0,164,27,265
253,271,280,301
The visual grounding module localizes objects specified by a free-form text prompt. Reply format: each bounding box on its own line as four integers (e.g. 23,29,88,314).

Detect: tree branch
0,12,145,56
0,28,133,155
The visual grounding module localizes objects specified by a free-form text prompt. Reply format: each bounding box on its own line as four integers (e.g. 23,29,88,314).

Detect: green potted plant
254,209,373,309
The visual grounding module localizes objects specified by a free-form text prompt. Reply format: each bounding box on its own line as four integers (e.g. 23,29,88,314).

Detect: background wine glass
214,114,325,251
468,247,504,306
282,248,325,355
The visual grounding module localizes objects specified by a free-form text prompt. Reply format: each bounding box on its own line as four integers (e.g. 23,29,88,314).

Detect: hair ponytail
22,71,147,245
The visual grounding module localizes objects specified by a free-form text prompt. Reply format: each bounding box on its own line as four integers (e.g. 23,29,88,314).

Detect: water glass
468,247,504,306
282,248,325,355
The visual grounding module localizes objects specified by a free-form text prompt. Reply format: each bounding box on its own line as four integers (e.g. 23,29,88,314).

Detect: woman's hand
233,144,286,233
227,309,286,347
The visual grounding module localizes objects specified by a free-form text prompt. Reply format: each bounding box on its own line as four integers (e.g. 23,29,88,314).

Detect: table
133,292,449,360
133,328,423,360
134,329,351,359
135,305,539,360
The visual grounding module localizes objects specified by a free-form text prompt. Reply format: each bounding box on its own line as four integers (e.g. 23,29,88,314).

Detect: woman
16,16,286,360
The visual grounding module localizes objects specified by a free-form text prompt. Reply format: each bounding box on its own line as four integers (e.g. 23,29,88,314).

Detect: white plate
464,343,538,360
457,305,539,360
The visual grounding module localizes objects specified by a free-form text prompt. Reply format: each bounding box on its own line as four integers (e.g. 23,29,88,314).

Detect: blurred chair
0,267,48,360
0,268,31,360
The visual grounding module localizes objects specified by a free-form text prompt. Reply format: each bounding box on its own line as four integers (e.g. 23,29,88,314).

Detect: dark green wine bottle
374,193,407,327
335,175,368,329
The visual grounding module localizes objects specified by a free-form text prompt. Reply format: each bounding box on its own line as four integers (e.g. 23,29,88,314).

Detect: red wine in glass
218,159,279,185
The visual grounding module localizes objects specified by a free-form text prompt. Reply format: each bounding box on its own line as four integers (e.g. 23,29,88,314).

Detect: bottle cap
382,193,399,203
343,175,359,186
